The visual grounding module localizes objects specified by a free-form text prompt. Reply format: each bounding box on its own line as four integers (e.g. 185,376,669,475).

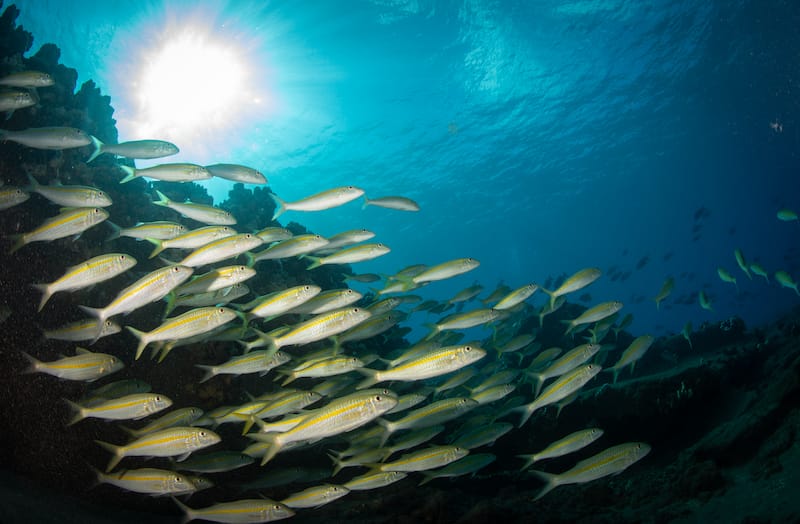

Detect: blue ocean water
14,0,800,341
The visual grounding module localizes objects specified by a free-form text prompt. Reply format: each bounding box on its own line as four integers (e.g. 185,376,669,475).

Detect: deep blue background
14,0,800,339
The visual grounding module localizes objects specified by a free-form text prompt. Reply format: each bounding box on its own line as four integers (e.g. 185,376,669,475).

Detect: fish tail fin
422,323,440,341
87,135,104,163
362,196,371,210
145,238,165,259
527,373,544,397
258,434,282,466
126,326,149,360
196,364,217,384
78,306,106,343
562,320,574,336
375,418,393,447
94,440,124,472
517,454,538,471
119,165,137,184
153,190,171,208
418,473,435,486
513,403,535,428
163,292,177,318
64,398,87,426
355,368,379,390
31,283,52,312
87,463,106,490
8,233,26,254
327,452,345,476
654,298,661,311
305,256,323,270
269,193,286,221
24,172,40,192
105,220,122,242
171,496,196,524
530,470,560,501
279,373,297,387
541,288,555,310
20,351,41,374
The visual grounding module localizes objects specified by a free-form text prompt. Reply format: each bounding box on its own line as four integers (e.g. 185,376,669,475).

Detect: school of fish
7,65,797,522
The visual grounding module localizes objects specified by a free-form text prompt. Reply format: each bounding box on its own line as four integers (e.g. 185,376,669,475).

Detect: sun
133,32,248,139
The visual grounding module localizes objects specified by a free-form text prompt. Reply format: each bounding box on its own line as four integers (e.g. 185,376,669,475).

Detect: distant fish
0,126,91,150
777,208,798,222
607,335,655,383
698,290,713,311
653,277,674,310
87,136,179,163
693,206,711,221
717,267,738,292
119,163,210,184
205,163,267,185
562,301,623,336
363,195,420,212
0,70,54,87
681,321,693,349
578,293,591,303
635,256,649,270
749,262,769,283
734,249,752,280
542,268,601,310
270,186,365,220
775,270,800,296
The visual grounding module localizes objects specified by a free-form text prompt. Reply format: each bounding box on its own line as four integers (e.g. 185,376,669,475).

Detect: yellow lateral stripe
32,209,89,235
49,360,107,370
152,310,216,336
111,269,176,308
128,433,192,451
567,450,628,477
93,397,156,412
289,398,371,434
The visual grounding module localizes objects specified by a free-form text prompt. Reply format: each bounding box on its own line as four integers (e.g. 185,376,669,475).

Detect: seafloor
0,3,798,523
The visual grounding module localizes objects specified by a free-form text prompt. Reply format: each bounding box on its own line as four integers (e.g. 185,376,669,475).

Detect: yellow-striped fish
26,174,112,207
153,190,236,225
516,364,602,427
87,137,179,163
280,484,349,509
0,126,91,150
563,301,623,336
22,347,122,382
362,195,420,212
356,344,486,389
120,163,210,184
92,467,197,496
253,390,397,465
653,277,674,310
177,234,263,267
517,428,604,470
493,283,538,310
543,267,602,309
10,207,109,253
608,335,655,383
127,306,238,360
147,225,236,258
172,497,294,523
530,442,650,500
95,426,221,471
305,243,390,270
79,265,194,334
66,393,171,425
271,186,365,220
33,253,136,311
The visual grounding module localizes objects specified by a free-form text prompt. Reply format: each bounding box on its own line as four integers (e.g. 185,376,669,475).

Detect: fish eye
93,208,100,213
105,320,112,326
199,431,207,437
353,308,360,312
303,286,310,290
245,234,251,238
465,346,471,351
119,255,126,260
375,395,382,401
273,505,281,510
155,396,161,401
218,308,225,313
175,476,182,482
172,267,180,272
